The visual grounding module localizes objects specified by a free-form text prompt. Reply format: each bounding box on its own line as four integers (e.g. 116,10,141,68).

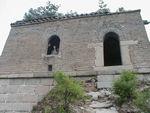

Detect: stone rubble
31,78,150,113
89,102,113,109
78,79,150,113
87,92,100,100
80,89,119,113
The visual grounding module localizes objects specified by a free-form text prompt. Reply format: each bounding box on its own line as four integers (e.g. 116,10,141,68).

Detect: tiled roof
11,10,140,27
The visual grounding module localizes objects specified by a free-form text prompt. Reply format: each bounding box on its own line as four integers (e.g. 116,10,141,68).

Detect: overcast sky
0,0,150,55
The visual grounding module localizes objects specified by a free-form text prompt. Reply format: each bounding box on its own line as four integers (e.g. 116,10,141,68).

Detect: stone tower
0,9,150,112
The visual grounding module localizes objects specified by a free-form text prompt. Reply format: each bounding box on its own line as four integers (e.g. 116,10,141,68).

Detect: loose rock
89,102,113,109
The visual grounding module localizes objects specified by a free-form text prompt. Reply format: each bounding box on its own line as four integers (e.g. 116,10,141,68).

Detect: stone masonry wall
0,76,56,113
97,73,150,88
1,10,150,75
0,72,96,113
0,73,150,112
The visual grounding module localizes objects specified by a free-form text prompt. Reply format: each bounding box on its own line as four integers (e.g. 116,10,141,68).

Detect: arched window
104,32,122,66
47,35,60,55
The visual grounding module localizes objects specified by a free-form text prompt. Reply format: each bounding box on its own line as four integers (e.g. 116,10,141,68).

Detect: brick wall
1,10,150,75
0,74,56,113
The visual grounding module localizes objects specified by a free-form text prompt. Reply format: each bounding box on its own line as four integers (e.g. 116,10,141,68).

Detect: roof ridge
11,9,141,27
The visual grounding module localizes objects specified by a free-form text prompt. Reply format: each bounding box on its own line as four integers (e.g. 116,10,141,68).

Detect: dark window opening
104,32,122,66
47,35,60,55
48,65,52,71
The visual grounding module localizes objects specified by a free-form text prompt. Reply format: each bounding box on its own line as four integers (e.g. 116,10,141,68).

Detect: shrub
112,70,137,104
54,71,87,113
44,107,52,113
134,90,150,113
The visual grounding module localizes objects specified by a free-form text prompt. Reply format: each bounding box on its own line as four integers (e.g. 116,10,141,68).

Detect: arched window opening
104,32,122,66
47,35,60,55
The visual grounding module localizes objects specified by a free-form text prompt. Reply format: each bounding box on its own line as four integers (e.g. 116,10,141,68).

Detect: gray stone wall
0,72,149,112
0,75,56,113
97,73,150,88
1,10,150,75
0,73,95,113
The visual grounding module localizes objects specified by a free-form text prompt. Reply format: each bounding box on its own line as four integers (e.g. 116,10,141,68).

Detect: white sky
0,0,150,55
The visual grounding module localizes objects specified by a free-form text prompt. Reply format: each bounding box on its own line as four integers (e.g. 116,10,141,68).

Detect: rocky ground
32,78,150,113
77,79,150,113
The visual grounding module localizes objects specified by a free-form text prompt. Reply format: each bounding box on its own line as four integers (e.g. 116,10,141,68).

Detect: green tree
134,90,150,113
24,1,60,20
112,70,137,104
117,7,125,12
64,10,78,16
54,71,87,113
97,0,110,13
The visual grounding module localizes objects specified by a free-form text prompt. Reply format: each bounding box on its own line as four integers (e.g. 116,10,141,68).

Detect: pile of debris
75,79,150,113
32,78,150,113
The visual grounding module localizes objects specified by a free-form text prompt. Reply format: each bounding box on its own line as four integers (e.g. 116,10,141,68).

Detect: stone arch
47,35,60,55
103,32,122,66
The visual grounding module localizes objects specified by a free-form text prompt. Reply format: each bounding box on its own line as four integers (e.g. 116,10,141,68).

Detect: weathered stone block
24,79,41,85
6,94,23,103
0,103,34,112
5,85,20,94
0,86,7,94
0,94,6,103
9,79,25,85
23,94,38,103
97,82,112,88
97,75,114,82
40,78,54,86
113,75,120,80
35,86,52,95
0,79,9,85
18,86,36,94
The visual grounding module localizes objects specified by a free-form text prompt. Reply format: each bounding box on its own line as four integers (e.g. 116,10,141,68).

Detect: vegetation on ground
112,70,137,104
134,90,150,113
32,70,88,113
53,71,87,113
32,70,150,113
